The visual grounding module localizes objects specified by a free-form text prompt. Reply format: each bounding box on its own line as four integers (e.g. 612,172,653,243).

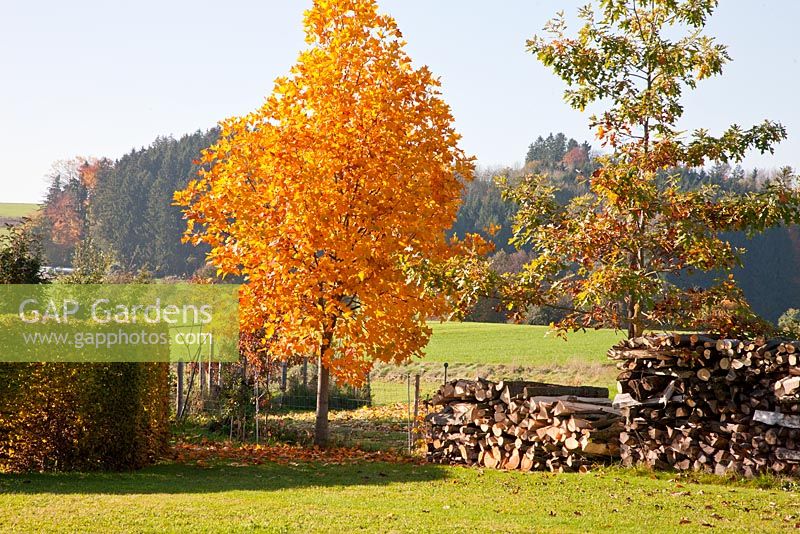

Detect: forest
30,129,797,322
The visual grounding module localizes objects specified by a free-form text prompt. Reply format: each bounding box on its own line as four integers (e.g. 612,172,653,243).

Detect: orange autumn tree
175,0,474,446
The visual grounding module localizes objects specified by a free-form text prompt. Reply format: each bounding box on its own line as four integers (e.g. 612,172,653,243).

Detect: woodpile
424,379,621,472
610,334,800,477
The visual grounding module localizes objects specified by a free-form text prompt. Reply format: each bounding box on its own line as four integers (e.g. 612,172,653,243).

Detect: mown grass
1,325,796,532
1,460,797,533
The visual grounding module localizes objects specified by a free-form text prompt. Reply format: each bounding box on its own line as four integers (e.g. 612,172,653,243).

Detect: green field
1,461,797,533
0,203,38,237
0,202,39,218
369,322,623,398
422,322,623,365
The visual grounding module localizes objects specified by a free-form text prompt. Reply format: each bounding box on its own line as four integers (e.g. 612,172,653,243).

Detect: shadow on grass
0,460,446,495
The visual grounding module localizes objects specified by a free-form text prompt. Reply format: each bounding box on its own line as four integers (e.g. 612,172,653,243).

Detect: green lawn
422,322,623,366
1,322,796,534
0,202,39,218
1,461,797,533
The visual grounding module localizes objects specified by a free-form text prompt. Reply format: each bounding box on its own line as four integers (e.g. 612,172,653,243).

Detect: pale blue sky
1,1,797,202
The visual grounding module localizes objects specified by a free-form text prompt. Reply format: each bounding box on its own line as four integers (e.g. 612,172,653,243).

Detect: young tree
0,225,46,285
175,0,473,445
60,237,115,284
502,0,800,338
34,157,106,266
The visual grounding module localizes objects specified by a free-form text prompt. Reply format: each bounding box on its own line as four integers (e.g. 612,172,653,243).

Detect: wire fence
170,358,610,451
171,361,434,451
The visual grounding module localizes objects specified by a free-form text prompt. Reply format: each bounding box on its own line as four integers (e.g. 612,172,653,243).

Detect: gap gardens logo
0,284,239,362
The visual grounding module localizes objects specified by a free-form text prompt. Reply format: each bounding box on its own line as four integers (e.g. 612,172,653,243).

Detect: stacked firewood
610,334,800,477
424,379,622,472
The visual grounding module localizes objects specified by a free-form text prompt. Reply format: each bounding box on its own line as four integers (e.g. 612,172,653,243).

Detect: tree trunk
176,362,184,417
314,323,335,448
314,356,330,447
627,297,643,339
627,319,641,339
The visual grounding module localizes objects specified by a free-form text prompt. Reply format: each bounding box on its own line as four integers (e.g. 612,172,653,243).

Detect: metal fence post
254,377,259,443
366,371,372,406
413,374,421,449
407,373,412,453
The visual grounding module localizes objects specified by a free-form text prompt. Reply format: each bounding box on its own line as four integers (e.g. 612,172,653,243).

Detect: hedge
0,362,169,472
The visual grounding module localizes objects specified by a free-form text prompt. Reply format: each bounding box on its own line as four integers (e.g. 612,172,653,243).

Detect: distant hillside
24,126,800,323
0,202,38,218
0,203,39,236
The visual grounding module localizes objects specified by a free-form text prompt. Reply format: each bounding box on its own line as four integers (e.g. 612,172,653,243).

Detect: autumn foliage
175,1,473,386
0,360,169,472
497,0,800,338
44,157,103,247
171,438,419,468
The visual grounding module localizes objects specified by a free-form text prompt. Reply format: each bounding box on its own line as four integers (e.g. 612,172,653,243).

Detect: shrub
0,340,169,471
778,308,800,337
0,362,169,472
1,227,169,472
0,224,45,284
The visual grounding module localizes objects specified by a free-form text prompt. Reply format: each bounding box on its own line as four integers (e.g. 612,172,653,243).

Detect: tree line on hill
455,136,800,324
30,131,215,275
27,129,799,323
